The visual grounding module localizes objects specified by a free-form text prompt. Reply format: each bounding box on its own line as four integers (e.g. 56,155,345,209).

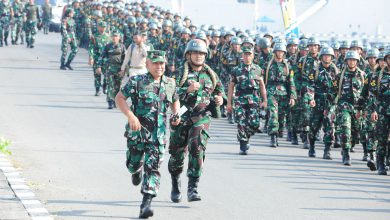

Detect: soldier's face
368,57,376,66
275,51,285,59
242,52,253,65
232,44,240,51
288,45,298,54
347,59,357,69
321,55,332,64
386,56,390,66
340,48,348,56
378,60,386,68
309,45,319,54
190,51,206,66
147,61,166,79
112,35,120,43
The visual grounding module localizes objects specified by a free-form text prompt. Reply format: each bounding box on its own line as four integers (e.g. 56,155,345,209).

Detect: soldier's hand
89,58,94,66
170,113,181,126
214,95,223,106
260,101,267,109
96,68,102,74
68,38,72,43
119,70,125,77
187,81,200,93
355,111,361,119
226,103,232,112
309,100,316,107
323,110,328,116
289,99,295,107
128,115,141,131
371,111,378,122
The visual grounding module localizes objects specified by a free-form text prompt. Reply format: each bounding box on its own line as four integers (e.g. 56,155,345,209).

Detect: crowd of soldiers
0,0,53,48
4,0,390,218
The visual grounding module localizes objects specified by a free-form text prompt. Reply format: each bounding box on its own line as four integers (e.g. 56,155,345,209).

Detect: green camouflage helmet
196,31,207,41
211,30,221,37
263,33,273,39
384,50,390,60
257,37,271,49
181,28,191,35
149,23,158,30
366,48,379,59
339,40,350,49
319,47,335,57
377,51,385,62
224,30,236,37
185,39,208,55
272,37,285,45
344,50,360,61
350,40,363,50
273,43,287,53
162,20,172,27
307,37,320,46
299,39,308,50
331,42,340,50
242,37,255,46
287,37,299,46
231,37,242,45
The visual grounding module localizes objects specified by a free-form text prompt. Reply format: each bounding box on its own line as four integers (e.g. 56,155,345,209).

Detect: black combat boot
308,137,316,157
334,135,341,148
302,132,309,149
350,142,355,153
291,131,299,145
4,39,8,46
102,82,107,94
367,151,377,171
11,39,15,45
323,143,332,160
108,101,114,109
65,61,73,70
227,112,234,124
239,140,248,155
377,155,387,175
171,175,182,203
95,87,100,96
286,131,292,141
342,148,351,166
278,131,283,138
132,171,142,186
362,143,368,161
270,135,277,148
139,193,154,219
60,61,67,70
187,177,201,202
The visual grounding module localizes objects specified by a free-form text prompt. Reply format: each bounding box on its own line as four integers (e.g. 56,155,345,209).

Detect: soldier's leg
11,21,16,44
141,143,165,196
66,39,79,66
126,138,144,176
301,99,311,149
322,110,335,160
4,20,10,45
308,106,324,157
0,21,4,46
268,94,279,147
337,109,352,165
235,102,248,153
278,96,289,139
168,123,190,176
60,38,68,68
360,117,369,160
25,23,31,47
113,74,123,105
106,74,116,108
29,22,37,47
350,110,362,153
290,104,301,145
375,114,390,175
93,64,102,95
247,102,260,140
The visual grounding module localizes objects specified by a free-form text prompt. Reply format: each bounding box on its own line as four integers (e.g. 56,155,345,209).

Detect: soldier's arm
287,64,297,101
116,77,141,130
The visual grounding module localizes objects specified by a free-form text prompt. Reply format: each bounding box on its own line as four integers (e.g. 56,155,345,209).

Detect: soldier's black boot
308,137,316,157
95,87,100,96
4,39,8,46
278,130,283,138
323,143,332,160
303,132,309,149
350,142,355,153
227,112,234,124
239,140,248,155
367,151,377,171
187,177,201,202
102,82,107,94
342,148,351,166
139,193,154,219
60,61,66,70
11,39,15,45
362,143,368,161
108,101,114,109
65,61,73,70
334,135,341,148
286,131,292,141
132,171,142,186
291,131,299,145
170,175,182,203
270,135,277,148
377,155,387,175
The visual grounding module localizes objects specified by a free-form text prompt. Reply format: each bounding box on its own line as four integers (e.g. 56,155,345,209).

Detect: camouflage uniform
230,61,263,153
334,51,365,165
24,2,40,48
0,0,12,46
41,2,52,35
122,72,178,196
88,23,110,95
368,64,390,175
60,9,78,69
11,0,24,45
98,37,126,107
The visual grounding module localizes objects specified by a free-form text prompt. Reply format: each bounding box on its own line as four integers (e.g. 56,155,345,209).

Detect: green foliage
0,137,12,155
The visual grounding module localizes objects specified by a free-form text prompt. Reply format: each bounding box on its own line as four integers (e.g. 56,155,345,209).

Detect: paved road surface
0,33,389,220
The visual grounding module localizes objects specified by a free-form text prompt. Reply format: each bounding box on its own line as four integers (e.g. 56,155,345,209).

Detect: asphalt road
0,33,390,220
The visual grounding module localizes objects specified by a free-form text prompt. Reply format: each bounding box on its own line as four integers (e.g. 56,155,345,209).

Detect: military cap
242,46,254,54
147,50,166,63
111,30,121,36
98,21,107,27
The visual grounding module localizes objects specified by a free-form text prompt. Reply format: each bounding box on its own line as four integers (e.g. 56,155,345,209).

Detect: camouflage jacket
24,3,40,22
258,52,273,71
41,3,52,20
89,31,111,61
231,63,263,104
312,62,339,110
121,73,179,145
61,17,76,39
295,52,320,95
368,66,390,115
264,59,297,100
12,2,24,18
97,42,126,74
335,67,365,111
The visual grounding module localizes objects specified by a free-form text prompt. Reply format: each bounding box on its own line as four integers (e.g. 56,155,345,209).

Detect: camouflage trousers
60,37,78,65
234,101,260,142
0,17,10,43
375,112,390,157
291,95,311,133
92,64,107,90
267,93,289,135
360,116,377,152
11,17,24,43
168,116,210,178
107,73,122,102
126,138,165,196
25,20,37,46
335,107,361,149
42,18,50,34
309,105,335,145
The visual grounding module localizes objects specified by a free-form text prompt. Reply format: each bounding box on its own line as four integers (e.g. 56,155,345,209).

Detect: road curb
0,153,53,220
